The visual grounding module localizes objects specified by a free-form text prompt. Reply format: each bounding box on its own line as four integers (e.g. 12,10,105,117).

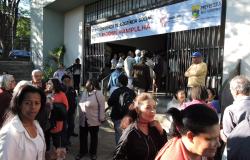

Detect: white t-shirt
26,130,44,159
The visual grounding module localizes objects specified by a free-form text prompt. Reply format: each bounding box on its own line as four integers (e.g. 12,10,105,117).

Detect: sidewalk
65,120,115,160
65,93,171,160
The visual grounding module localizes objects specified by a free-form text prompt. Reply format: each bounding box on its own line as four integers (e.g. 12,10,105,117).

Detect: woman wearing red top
46,78,68,153
155,104,220,160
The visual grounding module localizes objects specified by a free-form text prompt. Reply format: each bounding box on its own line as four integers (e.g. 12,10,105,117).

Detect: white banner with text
91,0,222,44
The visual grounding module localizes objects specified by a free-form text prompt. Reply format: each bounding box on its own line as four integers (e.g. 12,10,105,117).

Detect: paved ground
64,94,171,160
65,112,116,160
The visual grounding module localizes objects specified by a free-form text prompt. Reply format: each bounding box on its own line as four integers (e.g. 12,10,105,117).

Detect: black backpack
53,103,67,120
118,91,133,117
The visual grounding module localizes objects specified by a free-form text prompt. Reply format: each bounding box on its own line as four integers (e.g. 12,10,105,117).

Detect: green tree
0,0,30,59
43,45,66,81
0,0,21,58
49,45,65,65
16,10,30,38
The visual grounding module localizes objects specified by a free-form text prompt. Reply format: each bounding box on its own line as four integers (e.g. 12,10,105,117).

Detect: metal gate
164,26,224,95
83,25,105,82
83,0,226,94
163,0,226,95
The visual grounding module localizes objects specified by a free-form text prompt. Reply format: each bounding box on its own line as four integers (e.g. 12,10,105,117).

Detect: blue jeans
113,120,122,145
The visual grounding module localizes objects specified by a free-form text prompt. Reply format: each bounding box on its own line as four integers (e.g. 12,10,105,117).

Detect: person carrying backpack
108,74,136,145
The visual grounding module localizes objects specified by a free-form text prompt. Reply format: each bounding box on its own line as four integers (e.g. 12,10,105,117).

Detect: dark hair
87,78,100,90
75,58,80,63
50,78,62,93
191,86,208,101
174,88,186,99
61,74,71,81
141,56,147,63
128,50,134,57
207,87,218,99
118,74,128,86
167,104,218,137
9,85,46,118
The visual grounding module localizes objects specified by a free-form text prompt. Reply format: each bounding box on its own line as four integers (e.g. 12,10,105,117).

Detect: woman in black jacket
113,93,167,160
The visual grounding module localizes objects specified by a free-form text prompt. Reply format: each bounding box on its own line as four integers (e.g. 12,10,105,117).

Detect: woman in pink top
76,78,105,160
155,104,220,160
182,86,215,112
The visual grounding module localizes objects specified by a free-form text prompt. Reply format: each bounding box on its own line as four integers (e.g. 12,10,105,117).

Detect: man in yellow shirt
185,52,207,87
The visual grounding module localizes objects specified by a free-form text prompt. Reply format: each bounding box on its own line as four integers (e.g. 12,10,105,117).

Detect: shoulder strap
94,91,101,122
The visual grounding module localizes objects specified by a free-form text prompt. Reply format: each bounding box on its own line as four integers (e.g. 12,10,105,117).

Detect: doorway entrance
84,25,224,95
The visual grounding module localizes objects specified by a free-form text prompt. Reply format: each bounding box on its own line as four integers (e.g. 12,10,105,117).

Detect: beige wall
31,0,56,69
43,8,64,66
64,5,84,67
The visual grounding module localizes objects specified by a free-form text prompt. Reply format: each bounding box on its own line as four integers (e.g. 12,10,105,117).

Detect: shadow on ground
65,115,115,160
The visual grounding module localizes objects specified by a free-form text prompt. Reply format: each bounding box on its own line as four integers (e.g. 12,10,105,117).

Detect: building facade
31,0,250,95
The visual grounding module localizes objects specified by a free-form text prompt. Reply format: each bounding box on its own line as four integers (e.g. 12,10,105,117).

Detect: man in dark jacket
132,56,151,94
108,74,136,144
61,74,78,144
66,58,81,94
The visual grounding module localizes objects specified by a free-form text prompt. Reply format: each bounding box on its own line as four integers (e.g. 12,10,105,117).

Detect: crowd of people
0,58,83,160
107,49,250,160
0,50,249,160
108,49,165,96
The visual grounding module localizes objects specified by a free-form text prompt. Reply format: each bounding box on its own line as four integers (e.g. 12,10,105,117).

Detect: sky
19,0,30,11
19,0,31,17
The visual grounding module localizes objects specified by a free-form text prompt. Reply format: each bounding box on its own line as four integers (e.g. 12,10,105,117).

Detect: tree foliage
48,45,66,65
44,45,66,81
0,0,21,59
16,16,30,37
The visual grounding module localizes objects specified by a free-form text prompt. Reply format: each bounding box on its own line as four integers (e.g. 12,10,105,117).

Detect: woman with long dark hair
206,88,220,113
167,88,188,110
0,85,46,160
155,104,220,160
46,78,68,156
